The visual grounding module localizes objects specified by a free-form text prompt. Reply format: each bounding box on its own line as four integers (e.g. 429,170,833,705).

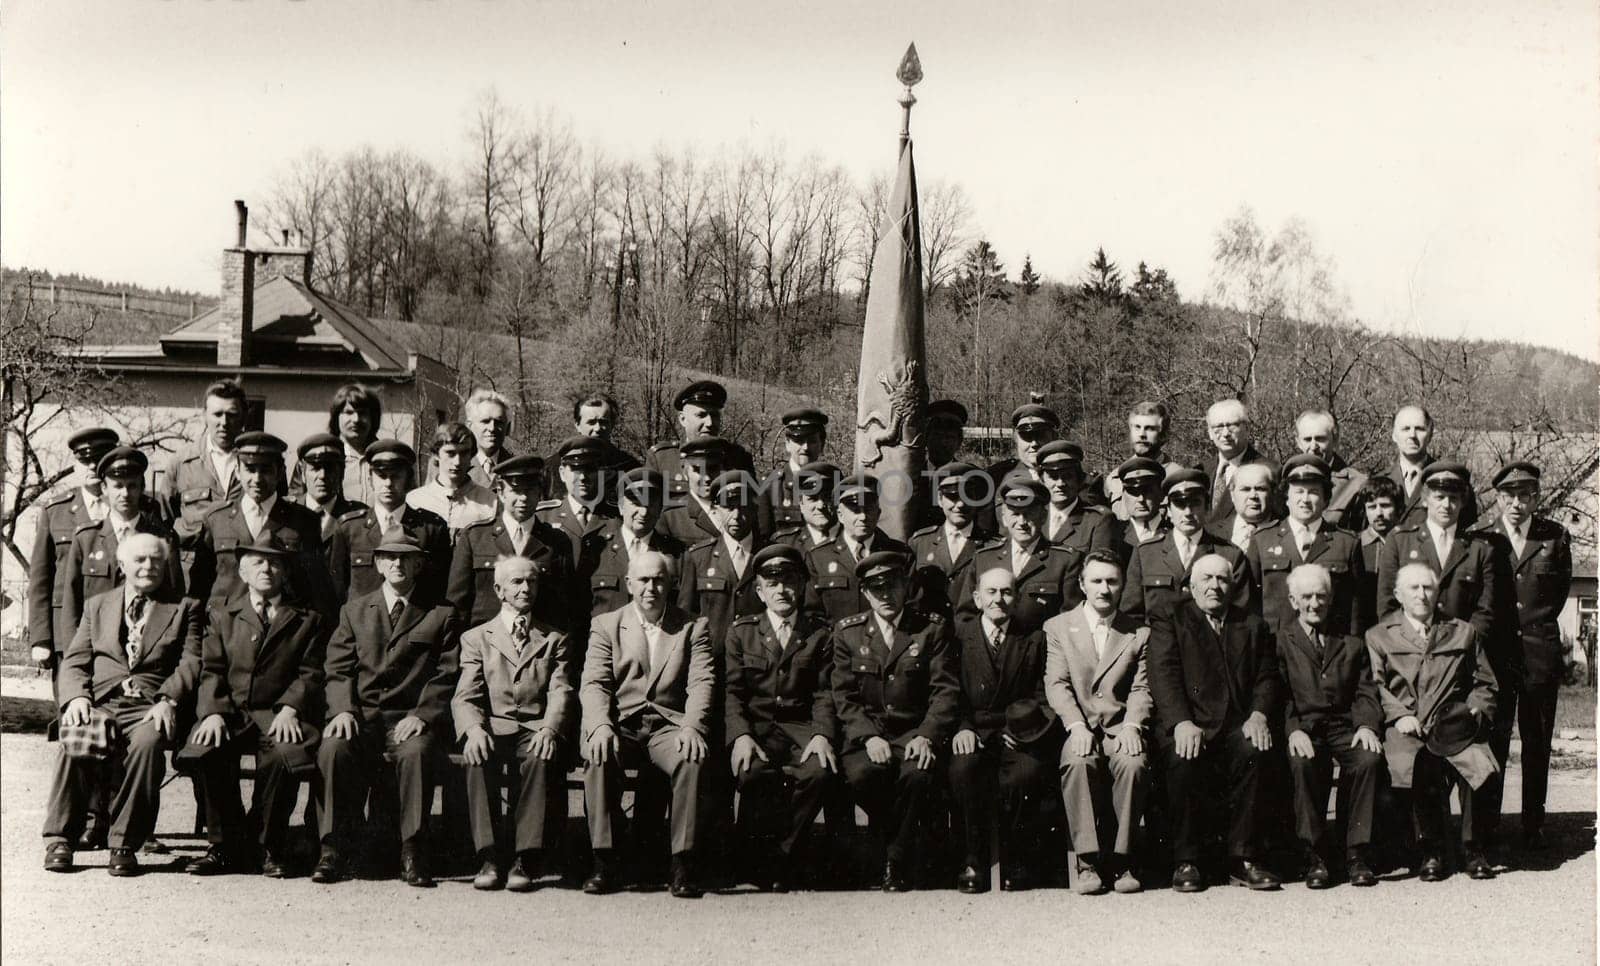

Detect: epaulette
535,499,561,511
732,614,761,626
338,508,368,522
73,519,102,534
771,524,802,537
910,524,940,538
978,537,1008,550
837,613,870,628
460,517,495,533
1392,523,1423,535
44,490,76,508
688,536,719,553
203,502,237,520
650,441,678,453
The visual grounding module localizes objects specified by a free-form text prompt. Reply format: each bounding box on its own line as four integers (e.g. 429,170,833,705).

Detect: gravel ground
1,730,1594,966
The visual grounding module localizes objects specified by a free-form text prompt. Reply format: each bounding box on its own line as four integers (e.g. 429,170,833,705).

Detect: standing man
925,399,970,470
407,422,497,537
1108,457,1167,567
985,402,1060,492
572,392,641,471
452,556,576,892
724,544,838,891
1044,550,1151,895
678,470,766,647
1276,564,1383,889
908,461,993,619
1247,455,1369,636
327,441,451,605
1293,409,1367,528
315,529,460,887
42,534,203,876
160,379,247,577
447,455,572,635
1121,469,1250,621
539,436,620,580
1212,463,1278,554
757,408,828,536
805,473,912,624
461,388,516,489
580,551,715,899
182,533,325,878
1038,441,1115,554
831,551,959,892
772,461,842,553
955,476,1084,634
1100,401,1175,513
644,380,757,501
1377,405,1479,530
293,434,367,540
947,567,1055,893
1202,398,1274,527
1147,553,1283,892
656,436,731,548
587,468,687,619
1472,462,1572,848
1354,476,1404,629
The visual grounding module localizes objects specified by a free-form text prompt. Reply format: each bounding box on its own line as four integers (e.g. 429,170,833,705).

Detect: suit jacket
1121,529,1252,620
1204,446,1277,526
296,494,368,541
451,613,575,738
1109,516,1167,570
586,521,688,618
830,608,959,748
580,603,715,739
1274,619,1381,736
724,610,836,750
644,441,758,502
953,539,1085,633
1247,519,1370,636
756,462,806,536
804,530,913,624
57,587,203,708
328,504,451,604
190,498,334,620
677,535,764,650
536,497,617,581
1375,523,1507,679
657,496,722,549
197,596,325,722
29,489,169,650
907,522,993,619
1471,515,1573,686
446,515,573,632
952,617,1048,740
1043,605,1151,736
1206,512,1277,555
324,589,460,728
1147,601,1280,740
60,514,185,648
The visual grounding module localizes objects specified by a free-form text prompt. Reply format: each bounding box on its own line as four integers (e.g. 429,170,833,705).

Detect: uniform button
888,674,896,681
1094,691,1102,698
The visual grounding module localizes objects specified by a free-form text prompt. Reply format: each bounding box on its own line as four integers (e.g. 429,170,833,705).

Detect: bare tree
464,89,520,299
920,179,973,299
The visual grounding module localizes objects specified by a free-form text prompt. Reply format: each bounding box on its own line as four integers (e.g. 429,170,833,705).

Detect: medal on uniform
707,566,715,576
1270,545,1282,556
859,645,869,655
909,644,920,658
92,549,103,560
829,561,838,573
1409,549,1419,559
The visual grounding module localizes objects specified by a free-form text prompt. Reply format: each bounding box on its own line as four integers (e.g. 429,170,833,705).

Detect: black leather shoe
1347,856,1378,888
44,843,74,873
188,846,231,877
881,861,910,893
1522,826,1548,851
1172,861,1205,893
670,854,703,898
1303,852,1332,890
1230,860,1280,890
260,852,290,879
956,864,987,894
108,848,141,877
1001,866,1032,892
473,857,506,891
76,819,108,852
311,848,347,884
1464,851,1495,880
1418,855,1447,882
400,843,435,888
506,854,538,893
583,852,618,895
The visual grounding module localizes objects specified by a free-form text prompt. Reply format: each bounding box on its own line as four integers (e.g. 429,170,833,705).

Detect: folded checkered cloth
58,708,118,760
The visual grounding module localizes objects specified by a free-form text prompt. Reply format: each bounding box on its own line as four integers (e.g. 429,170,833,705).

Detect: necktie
388,598,404,632
1298,531,1313,559
510,523,525,552
1434,529,1453,564
947,528,966,561
1092,620,1108,660
512,614,530,654
1404,468,1419,496
990,625,1005,656
257,600,271,632
1218,461,1233,493
125,594,148,664
776,619,792,651
321,510,337,540
575,506,590,527
1207,615,1224,637
1175,536,1193,569
1311,629,1324,658
729,541,748,575
1508,524,1526,559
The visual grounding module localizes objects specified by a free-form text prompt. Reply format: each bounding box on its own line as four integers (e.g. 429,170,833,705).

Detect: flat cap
1010,403,1060,430
374,526,424,555
553,435,606,468
297,433,345,464
780,407,828,438
710,469,757,505
836,472,880,505
237,530,294,558
362,439,415,467
1163,467,1210,497
1282,454,1331,485
796,460,842,498
68,427,120,455
1037,440,1085,467
619,467,668,502
235,432,289,460
1114,456,1165,485
1421,460,1471,490
1492,461,1540,489
927,399,969,427
997,474,1050,508
753,543,806,577
679,436,731,461
854,549,908,582
933,461,982,488
96,446,148,479
494,454,546,481
674,380,728,411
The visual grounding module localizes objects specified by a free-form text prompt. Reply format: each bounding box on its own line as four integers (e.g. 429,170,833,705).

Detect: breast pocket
697,577,729,594
81,555,114,580
351,551,374,570
590,573,622,593
1261,555,1291,574
180,487,214,526
1143,574,1176,591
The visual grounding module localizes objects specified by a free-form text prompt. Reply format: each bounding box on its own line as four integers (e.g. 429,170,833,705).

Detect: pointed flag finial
897,43,923,88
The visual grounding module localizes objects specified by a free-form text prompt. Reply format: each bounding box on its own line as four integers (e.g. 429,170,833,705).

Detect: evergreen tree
951,240,1012,317
1018,253,1041,296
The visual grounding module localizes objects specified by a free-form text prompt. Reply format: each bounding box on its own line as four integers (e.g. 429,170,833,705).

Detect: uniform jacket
586,521,688,618
907,521,993,619
1358,528,1387,631
953,539,1086,633
446,515,572,632
59,514,185,651
327,504,451,604
756,462,806,536
1109,516,1167,570
1375,523,1508,681
536,497,617,582
1204,445,1277,526
1121,529,1252,620
581,603,715,740
1471,515,1573,686
830,608,959,749
772,523,837,555
677,535,765,650
1370,456,1481,532
657,496,722,549
724,610,837,750
289,446,375,510
1247,519,1370,636
1365,612,1498,787
644,440,757,502
296,494,368,541
324,589,460,729
1274,619,1381,736
1206,512,1277,555
197,596,325,722
952,617,1048,741
189,498,333,619
1046,501,1117,556
57,587,203,709
804,530,913,624
1042,604,1152,736
451,613,575,739
1147,601,1280,740
28,488,163,651
160,439,244,549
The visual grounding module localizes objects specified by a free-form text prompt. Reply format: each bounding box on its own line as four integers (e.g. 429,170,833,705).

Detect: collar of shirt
248,592,283,618
381,584,409,614
1130,517,1159,541
844,533,873,559
81,485,105,508
500,606,532,637
722,530,753,561
307,493,336,515
1505,517,1530,542
1405,614,1431,639
621,527,646,557
1011,536,1042,559
124,584,149,609
373,503,402,532
872,610,901,643
807,524,832,547
1288,518,1321,543
243,493,278,519
342,439,367,462
569,496,596,521
980,615,1009,644
1425,519,1456,547
107,508,140,535
1051,498,1078,522
943,521,972,544
502,511,532,540
207,438,235,462
766,609,794,642
1085,608,1114,634
633,603,663,634
1298,619,1323,644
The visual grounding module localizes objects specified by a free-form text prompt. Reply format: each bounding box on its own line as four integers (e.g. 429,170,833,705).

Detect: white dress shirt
208,439,237,492
1085,608,1113,659
944,521,971,562
81,487,108,523
1504,517,1530,558
767,610,794,651
635,605,665,669
1010,538,1041,574
241,493,278,539
1288,518,1322,559
843,533,873,563
1425,519,1456,564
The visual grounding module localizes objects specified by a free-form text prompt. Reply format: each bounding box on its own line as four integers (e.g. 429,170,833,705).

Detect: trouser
947,742,1054,867
316,721,444,851
185,713,321,855
1517,682,1560,831
464,732,567,855
42,697,171,851
1412,746,1492,852
584,712,706,856
1287,722,1381,855
734,738,831,859
1060,738,1148,857
842,746,940,865
1481,685,1519,836
1162,727,1274,862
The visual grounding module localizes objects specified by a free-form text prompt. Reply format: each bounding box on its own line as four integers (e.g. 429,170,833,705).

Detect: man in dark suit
327,440,451,606
678,470,766,647
462,387,517,489
1473,461,1573,848
908,462,992,619
947,567,1054,893
538,435,620,580
954,476,1084,634
805,473,912,623
757,408,827,536
292,433,368,539
1038,441,1116,554
1248,455,1369,636
315,529,460,887
182,532,326,878
1370,405,1480,531
448,455,572,634
1277,563,1384,888
43,533,203,876
1202,398,1276,527
832,551,960,892
1212,463,1278,554
1293,409,1367,529
586,468,687,618
643,380,758,503
60,448,185,636
724,544,838,891
1148,552,1282,892
1123,468,1250,620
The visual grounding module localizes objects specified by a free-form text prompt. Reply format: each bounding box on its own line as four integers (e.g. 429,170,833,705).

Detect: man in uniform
447,455,572,634
1148,553,1283,892
757,408,828,536
182,532,325,878
772,461,841,553
316,529,460,887
1354,476,1404,627
678,470,766,647
1293,409,1367,528
643,380,757,501
955,476,1084,634
1122,469,1250,621
1374,405,1479,531
724,544,838,891
657,436,732,548
1202,398,1275,527
908,461,993,619
1472,461,1572,847
1108,457,1168,567
539,436,621,581
407,422,497,536
328,440,451,605
831,551,959,891
452,556,576,892
293,434,367,539
159,379,247,577
587,468,687,619
1212,463,1278,554
947,567,1054,893
1038,441,1115,554
805,473,912,624
1247,455,1368,636
1276,564,1384,889
985,402,1060,488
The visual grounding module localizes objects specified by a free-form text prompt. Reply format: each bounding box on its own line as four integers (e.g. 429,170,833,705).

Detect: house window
1580,596,1598,622
245,396,267,432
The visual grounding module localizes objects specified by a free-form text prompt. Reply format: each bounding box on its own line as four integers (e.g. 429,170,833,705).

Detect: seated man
60,446,185,631
43,534,203,876
1276,564,1383,889
316,529,460,887
832,551,959,892
183,532,326,878
1043,549,1151,895
580,551,715,899
1366,562,1499,882
453,556,576,892
1148,553,1282,892
947,567,1054,893
724,544,838,891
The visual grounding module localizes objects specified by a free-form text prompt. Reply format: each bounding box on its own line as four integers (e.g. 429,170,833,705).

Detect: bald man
1372,406,1479,530
1202,399,1274,527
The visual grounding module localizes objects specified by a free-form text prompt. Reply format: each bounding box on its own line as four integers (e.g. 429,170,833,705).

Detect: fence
32,280,210,319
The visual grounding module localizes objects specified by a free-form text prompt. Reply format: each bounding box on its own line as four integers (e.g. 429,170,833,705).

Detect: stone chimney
216,200,255,367
255,225,315,286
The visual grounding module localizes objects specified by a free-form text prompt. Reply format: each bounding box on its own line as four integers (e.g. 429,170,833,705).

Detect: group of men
28,376,1575,899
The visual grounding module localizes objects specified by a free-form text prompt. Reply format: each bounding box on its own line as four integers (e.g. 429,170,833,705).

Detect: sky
4,0,1597,361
